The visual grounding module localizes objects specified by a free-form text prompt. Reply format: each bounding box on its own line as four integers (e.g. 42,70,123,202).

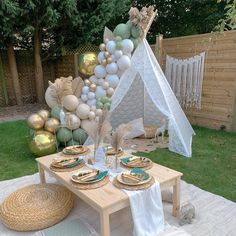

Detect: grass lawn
0,120,236,202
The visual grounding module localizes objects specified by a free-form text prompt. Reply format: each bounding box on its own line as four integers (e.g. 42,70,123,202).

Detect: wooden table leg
38,163,46,184
172,177,180,217
100,210,110,236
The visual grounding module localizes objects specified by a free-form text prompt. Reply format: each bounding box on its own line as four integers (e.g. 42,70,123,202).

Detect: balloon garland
26,6,155,157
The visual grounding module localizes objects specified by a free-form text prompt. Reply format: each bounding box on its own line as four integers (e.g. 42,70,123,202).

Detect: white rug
0,173,235,236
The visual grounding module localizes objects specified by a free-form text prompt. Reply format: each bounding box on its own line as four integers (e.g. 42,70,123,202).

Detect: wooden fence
153,30,236,132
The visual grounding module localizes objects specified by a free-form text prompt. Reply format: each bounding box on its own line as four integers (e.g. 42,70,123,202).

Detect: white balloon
90,106,97,112
76,104,90,119
114,50,123,59
87,98,96,107
102,81,109,90
117,69,124,77
94,65,107,78
117,55,131,70
105,74,119,89
82,86,90,94
122,39,134,54
81,94,88,102
63,95,79,112
107,87,114,97
95,109,103,117
89,111,96,120
89,75,98,85
106,41,116,54
87,92,95,100
111,54,116,62
95,86,106,98
65,113,81,130
106,62,118,74
97,51,105,63
97,78,105,86
124,52,132,58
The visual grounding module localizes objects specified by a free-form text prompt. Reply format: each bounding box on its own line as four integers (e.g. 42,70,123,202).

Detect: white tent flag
165,52,205,109
110,39,195,157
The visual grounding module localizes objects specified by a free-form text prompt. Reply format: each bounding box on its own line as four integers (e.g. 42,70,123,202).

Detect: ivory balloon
76,104,90,119
104,38,109,44
107,87,114,97
38,109,50,121
95,109,103,117
106,62,118,74
82,86,90,94
45,118,60,133
84,79,91,86
106,57,113,64
105,74,119,89
117,55,131,70
78,52,98,76
90,106,96,112
89,111,96,120
65,113,81,130
97,78,105,86
114,50,123,59
99,43,106,51
104,51,110,58
29,131,56,157
90,84,97,92
63,95,79,111
102,81,109,90
101,59,107,66
89,75,98,85
106,41,116,54
27,113,45,130
94,65,107,78
95,86,106,98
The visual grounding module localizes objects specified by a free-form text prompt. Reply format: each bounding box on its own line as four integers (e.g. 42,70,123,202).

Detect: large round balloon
113,23,131,39
45,118,60,133
131,25,142,38
28,131,56,157
65,113,81,130
105,74,119,89
27,113,45,130
45,87,59,109
67,139,81,146
117,55,131,70
76,104,90,119
78,52,98,76
95,86,106,98
37,109,50,121
106,62,118,74
73,128,88,144
63,95,79,112
121,39,134,54
57,127,73,143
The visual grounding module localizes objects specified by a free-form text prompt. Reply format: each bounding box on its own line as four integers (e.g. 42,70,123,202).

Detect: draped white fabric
110,39,195,157
165,52,205,109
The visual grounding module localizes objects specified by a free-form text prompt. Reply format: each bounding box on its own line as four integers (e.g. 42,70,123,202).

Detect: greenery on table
0,120,235,202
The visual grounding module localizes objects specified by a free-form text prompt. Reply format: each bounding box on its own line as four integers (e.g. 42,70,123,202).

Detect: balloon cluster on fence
26,19,143,157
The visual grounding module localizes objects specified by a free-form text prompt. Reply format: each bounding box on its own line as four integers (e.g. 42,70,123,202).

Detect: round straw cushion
0,184,74,232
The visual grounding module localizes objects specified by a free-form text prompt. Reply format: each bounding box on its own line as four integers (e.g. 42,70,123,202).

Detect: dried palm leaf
72,76,84,98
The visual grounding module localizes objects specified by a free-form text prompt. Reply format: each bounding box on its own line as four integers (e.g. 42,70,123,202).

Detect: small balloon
121,39,134,54
106,62,118,74
95,109,103,117
89,75,98,85
87,98,96,107
97,51,105,63
45,118,60,133
117,55,131,70
90,84,97,92
106,57,113,64
90,106,96,112
76,103,90,120
99,43,106,51
37,109,50,121
81,94,88,102
97,78,105,86
114,50,123,59
82,86,90,94
89,111,96,120
104,38,109,44
102,81,109,90
95,86,106,99
94,65,107,78
105,74,119,89
27,113,45,130
104,51,110,58
88,92,95,100
106,40,116,54
78,52,98,76
101,59,107,66
107,87,114,97
84,79,91,86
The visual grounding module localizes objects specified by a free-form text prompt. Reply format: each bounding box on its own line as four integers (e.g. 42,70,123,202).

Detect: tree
19,0,79,103
0,0,23,105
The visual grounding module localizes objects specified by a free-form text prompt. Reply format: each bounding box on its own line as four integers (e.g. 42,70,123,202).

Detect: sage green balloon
51,106,61,120
131,25,142,39
103,102,111,110
131,37,141,49
67,139,81,146
56,127,73,143
126,20,133,28
96,101,104,109
113,23,131,39
73,128,88,145
114,36,122,42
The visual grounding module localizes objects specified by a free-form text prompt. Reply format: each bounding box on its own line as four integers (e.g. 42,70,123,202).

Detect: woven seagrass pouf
0,184,74,232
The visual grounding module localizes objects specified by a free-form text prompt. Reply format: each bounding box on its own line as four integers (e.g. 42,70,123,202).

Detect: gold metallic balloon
101,59,107,66
38,109,50,121
28,131,56,157
45,118,60,133
104,51,110,58
90,84,97,92
107,57,113,64
99,43,106,51
78,52,98,76
84,79,91,86
27,113,45,130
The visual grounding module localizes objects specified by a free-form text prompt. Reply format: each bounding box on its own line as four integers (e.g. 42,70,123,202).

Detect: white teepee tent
110,39,195,157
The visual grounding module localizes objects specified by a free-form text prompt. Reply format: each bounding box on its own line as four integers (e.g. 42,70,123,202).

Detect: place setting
120,155,153,170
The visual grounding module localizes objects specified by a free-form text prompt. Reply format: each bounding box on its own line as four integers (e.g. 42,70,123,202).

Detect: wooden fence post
0,52,9,105
74,54,78,78
156,34,163,69
232,84,236,131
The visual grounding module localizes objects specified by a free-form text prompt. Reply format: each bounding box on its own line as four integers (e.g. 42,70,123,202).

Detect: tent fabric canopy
110,39,195,157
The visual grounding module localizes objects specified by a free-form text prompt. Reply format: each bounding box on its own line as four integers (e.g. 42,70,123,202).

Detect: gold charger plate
62,145,89,155
106,148,123,157
120,156,152,168
116,172,151,186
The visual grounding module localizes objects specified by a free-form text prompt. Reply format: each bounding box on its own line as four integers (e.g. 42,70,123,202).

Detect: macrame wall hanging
165,52,205,109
